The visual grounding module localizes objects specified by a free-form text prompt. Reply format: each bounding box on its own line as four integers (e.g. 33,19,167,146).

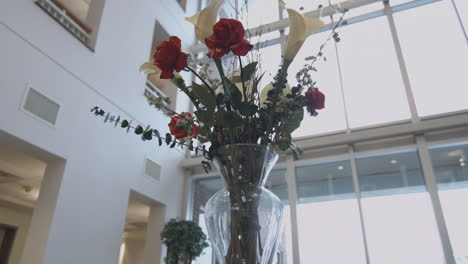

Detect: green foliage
89,9,349,168
192,82,216,112
241,62,258,81
161,219,209,264
283,108,304,134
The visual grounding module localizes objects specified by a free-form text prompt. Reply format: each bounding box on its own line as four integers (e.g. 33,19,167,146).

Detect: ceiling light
461,162,466,167
390,160,397,164
448,150,463,157
337,166,344,170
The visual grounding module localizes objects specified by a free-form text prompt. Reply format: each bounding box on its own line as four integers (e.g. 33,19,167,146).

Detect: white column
143,205,166,264
20,160,65,264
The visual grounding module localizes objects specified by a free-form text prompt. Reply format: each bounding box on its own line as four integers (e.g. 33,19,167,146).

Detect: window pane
295,160,367,263
266,169,293,264
59,0,90,22
239,0,279,29
430,142,468,261
356,150,445,264
454,0,468,30
254,44,282,87
286,0,329,13
341,1,383,17
394,1,468,117
339,17,411,128
192,177,223,264
288,31,348,137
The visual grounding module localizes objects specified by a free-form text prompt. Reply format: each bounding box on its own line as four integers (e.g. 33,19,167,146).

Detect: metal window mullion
285,155,301,264
384,2,420,123
449,0,468,42
416,136,456,264
349,145,371,264
333,38,352,133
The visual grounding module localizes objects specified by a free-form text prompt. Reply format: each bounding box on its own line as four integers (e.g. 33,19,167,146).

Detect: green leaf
216,93,225,106
230,84,242,109
194,110,213,127
241,62,258,81
143,129,153,141
135,125,144,135
121,120,129,128
251,72,265,98
223,111,243,128
238,102,258,116
201,161,212,173
215,110,225,126
192,82,216,111
277,133,292,151
284,109,304,134
290,143,304,160
214,110,241,127
153,130,163,146
165,133,172,145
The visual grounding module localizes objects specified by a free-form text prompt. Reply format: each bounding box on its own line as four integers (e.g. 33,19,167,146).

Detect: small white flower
185,0,225,43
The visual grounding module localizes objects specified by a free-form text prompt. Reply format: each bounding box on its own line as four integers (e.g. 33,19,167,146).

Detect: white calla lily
185,0,225,43
260,83,292,108
139,61,183,86
283,5,325,62
139,61,162,76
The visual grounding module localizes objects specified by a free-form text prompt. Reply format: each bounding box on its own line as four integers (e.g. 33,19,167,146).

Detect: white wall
0,0,199,263
0,205,33,264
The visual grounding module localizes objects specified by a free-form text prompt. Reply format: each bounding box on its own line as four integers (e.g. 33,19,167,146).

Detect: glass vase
204,144,284,264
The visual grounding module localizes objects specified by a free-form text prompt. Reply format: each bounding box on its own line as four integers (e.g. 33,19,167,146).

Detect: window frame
35,0,105,51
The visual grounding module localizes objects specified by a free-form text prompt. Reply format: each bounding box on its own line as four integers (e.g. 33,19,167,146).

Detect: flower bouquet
92,1,346,263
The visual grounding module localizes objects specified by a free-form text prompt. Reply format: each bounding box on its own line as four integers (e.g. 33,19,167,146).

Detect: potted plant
161,219,209,264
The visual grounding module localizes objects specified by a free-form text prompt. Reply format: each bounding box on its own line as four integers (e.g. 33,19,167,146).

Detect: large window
187,0,468,263
356,150,444,263
290,31,348,137
430,142,468,261
393,0,468,117
189,136,468,264
339,16,411,128
295,160,367,263
36,0,105,49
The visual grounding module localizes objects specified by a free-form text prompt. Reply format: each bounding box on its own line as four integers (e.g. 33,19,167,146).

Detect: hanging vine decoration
90,106,213,172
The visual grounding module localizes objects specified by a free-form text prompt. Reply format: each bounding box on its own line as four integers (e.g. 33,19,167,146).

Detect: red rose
305,88,325,115
153,36,188,79
205,19,253,59
168,113,198,139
